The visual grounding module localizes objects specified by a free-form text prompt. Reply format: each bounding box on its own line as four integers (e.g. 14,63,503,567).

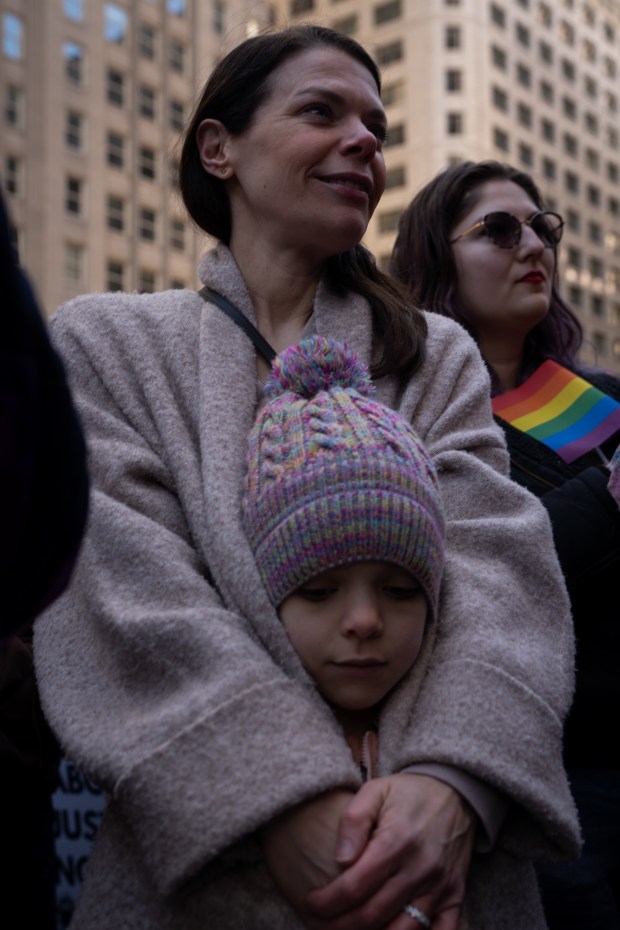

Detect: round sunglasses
450,210,564,250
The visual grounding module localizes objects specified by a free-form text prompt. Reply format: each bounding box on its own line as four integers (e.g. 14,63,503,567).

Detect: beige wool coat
34,246,580,929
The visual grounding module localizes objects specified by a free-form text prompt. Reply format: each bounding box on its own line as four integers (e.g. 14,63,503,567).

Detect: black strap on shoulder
197,285,276,365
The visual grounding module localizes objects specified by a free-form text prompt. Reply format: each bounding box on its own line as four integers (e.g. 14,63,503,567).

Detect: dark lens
531,212,563,247
484,212,520,249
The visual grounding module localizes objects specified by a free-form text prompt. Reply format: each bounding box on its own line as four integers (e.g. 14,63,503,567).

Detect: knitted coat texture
34,246,580,929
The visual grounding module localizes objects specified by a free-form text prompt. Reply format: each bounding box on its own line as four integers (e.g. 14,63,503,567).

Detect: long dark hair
390,160,583,386
179,24,426,380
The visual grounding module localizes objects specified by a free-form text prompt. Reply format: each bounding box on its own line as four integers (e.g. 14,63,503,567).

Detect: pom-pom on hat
242,336,446,616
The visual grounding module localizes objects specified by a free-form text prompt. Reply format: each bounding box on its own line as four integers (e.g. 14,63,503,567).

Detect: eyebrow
295,86,387,123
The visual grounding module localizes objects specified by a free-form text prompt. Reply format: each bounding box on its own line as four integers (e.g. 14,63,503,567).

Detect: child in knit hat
242,336,446,769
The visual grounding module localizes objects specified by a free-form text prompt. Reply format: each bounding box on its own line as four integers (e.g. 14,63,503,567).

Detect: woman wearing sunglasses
391,159,620,930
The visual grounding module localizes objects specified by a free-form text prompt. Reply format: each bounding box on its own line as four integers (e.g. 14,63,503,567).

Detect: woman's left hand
304,774,476,930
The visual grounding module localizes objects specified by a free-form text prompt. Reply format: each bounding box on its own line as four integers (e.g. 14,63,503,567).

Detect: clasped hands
260,774,475,930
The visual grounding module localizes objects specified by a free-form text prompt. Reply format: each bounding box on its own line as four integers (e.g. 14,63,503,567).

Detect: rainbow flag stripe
492,360,620,463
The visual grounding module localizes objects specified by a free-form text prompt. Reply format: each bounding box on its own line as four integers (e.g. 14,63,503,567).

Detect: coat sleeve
33,304,360,897
392,322,580,860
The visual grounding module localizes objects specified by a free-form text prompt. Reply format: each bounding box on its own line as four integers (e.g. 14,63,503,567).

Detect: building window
65,177,83,215
384,123,405,147
213,0,225,34
568,285,582,307
167,0,187,13
567,209,580,232
170,218,185,250
517,102,532,128
610,198,620,218
491,45,507,69
516,63,531,87
374,0,402,25
445,69,462,92
65,243,84,282
608,127,619,150
105,4,129,44
63,42,84,85
605,91,617,114
138,23,156,59
581,39,596,63
590,257,604,279
542,157,556,180
541,118,555,142
139,146,156,179
4,155,21,195
4,85,23,127
493,127,509,151
539,40,553,63
591,295,605,318
290,0,314,13
607,162,619,185
107,195,125,231
445,26,461,48
376,40,403,64
584,112,598,136
333,15,357,35
540,80,554,104
107,132,124,168
538,3,552,27
567,246,581,269
565,170,579,193
563,133,578,157
447,112,463,135
107,260,124,291
2,12,23,60
592,332,608,358
378,209,402,234
561,58,576,81
385,165,406,189
382,81,404,107
169,39,185,73
516,23,530,46
603,57,617,79
63,0,84,20
139,207,156,241
139,86,156,120
562,96,577,120
584,75,597,98
490,4,506,27
559,20,574,45
492,86,508,111
586,148,600,172
518,142,533,166
169,99,185,132
107,69,124,107
65,111,83,150
139,269,156,293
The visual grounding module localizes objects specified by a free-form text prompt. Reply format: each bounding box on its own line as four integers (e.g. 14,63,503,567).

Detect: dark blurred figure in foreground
0,186,89,929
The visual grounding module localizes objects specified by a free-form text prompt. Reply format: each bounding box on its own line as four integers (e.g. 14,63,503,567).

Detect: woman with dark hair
392,160,620,930
35,36,577,930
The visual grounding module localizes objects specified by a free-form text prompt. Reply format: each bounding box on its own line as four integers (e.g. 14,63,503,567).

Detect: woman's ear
196,119,232,179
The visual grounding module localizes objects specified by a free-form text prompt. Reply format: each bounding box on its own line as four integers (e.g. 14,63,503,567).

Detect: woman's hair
179,24,426,381
390,160,583,385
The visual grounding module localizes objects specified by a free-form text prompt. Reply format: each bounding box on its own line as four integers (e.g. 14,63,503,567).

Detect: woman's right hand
260,789,356,918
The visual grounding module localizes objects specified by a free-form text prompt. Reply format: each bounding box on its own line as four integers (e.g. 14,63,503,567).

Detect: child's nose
341,595,383,639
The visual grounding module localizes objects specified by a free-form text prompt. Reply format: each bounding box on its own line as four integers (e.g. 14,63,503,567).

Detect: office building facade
2,0,620,371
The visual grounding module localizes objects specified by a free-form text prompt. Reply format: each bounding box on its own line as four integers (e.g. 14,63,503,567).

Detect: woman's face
223,46,387,264
450,180,556,345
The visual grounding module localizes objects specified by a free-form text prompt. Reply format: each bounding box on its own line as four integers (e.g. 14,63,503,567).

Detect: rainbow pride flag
492,360,620,463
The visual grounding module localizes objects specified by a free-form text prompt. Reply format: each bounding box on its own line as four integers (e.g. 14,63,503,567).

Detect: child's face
278,561,428,716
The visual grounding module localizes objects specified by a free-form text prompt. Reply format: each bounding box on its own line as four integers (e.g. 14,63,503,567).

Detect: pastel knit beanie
242,337,446,616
